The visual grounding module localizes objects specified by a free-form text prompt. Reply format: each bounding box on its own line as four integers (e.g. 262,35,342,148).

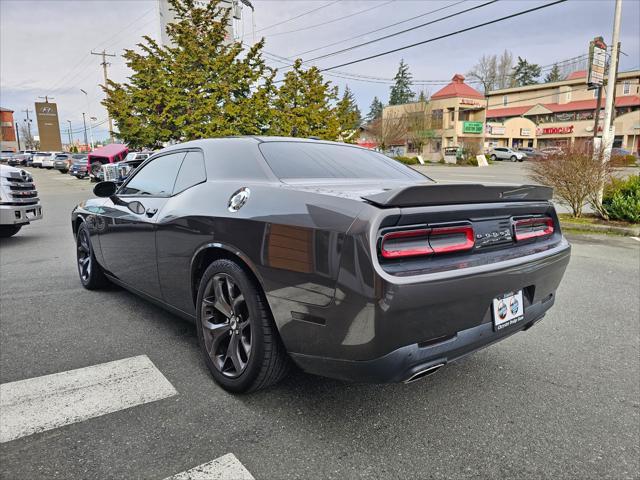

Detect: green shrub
602,175,640,223
394,156,419,165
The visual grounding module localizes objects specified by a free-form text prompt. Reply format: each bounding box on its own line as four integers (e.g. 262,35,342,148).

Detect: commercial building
0,107,18,152
379,70,640,159
485,69,640,152
381,74,486,161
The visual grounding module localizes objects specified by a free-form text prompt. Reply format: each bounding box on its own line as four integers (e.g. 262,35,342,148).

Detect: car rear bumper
279,239,570,382
290,296,550,383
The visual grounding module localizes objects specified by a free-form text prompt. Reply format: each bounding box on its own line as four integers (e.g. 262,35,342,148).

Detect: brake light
380,225,475,259
514,217,554,241
380,229,432,258
429,225,475,253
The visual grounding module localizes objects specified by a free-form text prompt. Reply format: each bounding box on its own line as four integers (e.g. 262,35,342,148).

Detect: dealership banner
35,102,62,151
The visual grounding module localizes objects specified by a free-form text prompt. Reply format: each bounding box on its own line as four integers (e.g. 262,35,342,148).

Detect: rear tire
76,222,109,289
0,225,22,238
196,259,290,393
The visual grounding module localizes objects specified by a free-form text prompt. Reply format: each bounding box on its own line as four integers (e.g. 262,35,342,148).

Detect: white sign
520,128,531,136
476,154,488,167
588,37,607,87
489,125,505,135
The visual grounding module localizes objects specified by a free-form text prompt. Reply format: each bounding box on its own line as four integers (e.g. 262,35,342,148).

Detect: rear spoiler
362,183,553,208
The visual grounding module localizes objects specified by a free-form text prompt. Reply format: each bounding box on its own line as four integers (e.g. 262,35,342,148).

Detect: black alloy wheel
196,259,290,393
76,223,108,289
201,273,252,378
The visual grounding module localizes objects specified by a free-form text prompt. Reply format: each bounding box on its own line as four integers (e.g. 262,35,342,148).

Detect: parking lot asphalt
1,166,639,480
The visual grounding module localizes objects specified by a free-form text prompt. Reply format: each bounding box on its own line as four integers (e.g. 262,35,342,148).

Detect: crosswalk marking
0,355,177,443
164,453,255,480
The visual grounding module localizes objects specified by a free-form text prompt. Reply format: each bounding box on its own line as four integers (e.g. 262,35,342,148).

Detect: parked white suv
489,147,526,162
32,152,58,169
42,152,61,169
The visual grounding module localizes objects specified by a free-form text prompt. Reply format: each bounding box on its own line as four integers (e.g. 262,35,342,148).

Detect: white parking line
0,355,177,443
165,453,255,480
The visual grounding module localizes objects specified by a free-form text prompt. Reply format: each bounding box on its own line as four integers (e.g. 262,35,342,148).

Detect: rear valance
362,184,553,208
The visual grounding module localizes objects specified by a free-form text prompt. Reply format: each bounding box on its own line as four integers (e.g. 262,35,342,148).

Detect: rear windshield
259,142,426,181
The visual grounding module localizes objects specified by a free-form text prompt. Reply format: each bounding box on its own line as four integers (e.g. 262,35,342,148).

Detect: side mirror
93,181,117,197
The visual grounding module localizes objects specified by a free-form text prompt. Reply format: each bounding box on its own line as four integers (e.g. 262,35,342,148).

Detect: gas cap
228,187,250,212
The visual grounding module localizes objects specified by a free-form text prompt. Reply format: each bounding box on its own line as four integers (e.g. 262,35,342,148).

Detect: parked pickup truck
0,164,43,237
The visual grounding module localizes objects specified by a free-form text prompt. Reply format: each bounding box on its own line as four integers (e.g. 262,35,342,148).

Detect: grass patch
558,213,639,228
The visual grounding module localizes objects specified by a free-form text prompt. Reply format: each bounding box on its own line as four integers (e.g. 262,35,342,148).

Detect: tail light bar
380,225,474,259
513,216,554,241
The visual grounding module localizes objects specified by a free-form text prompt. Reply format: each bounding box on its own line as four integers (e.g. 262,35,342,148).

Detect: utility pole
67,120,73,147
597,0,622,205
82,113,89,147
91,50,116,142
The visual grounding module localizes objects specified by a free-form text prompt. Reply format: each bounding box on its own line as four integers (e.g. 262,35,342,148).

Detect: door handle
145,208,158,218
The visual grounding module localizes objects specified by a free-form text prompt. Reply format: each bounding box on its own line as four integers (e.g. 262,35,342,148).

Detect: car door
97,151,186,299
155,150,209,314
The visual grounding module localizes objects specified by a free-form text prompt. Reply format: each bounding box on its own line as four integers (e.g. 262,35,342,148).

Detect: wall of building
0,109,18,152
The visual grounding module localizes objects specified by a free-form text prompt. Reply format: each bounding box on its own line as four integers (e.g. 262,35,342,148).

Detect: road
1,167,639,480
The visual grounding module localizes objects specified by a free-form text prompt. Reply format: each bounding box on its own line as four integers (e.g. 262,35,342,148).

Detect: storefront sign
520,128,531,136
536,125,574,135
460,98,483,107
462,121,484,134
34,102,62,151
488,125,505,135
587,36,607,87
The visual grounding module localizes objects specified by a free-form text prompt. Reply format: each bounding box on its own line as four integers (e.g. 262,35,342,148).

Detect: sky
1,0,639,141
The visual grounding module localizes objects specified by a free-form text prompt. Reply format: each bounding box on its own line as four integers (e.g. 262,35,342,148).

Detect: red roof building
431,74,484,100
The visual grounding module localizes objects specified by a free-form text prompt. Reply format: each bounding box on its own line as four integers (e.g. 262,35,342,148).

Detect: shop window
431,109,443,129
554,112,575,122
577,111,594,121
623,81,630,95
502,95,508,106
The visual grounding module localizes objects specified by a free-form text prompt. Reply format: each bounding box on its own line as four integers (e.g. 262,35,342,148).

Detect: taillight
380,229,432,258
429,225,475,253
380,225,475,259
513,216,554,241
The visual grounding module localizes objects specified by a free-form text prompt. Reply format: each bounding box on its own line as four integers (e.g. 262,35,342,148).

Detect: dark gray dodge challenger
71,137,571,393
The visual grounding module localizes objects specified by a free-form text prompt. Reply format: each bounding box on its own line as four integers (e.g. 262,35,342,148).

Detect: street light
80,89,95,150
67,120,73,147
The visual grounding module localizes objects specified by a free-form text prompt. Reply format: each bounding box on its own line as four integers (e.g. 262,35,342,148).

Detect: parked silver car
489,147,526,162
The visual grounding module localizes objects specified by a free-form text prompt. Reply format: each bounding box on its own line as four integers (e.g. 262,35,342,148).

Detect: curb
560,221,640,236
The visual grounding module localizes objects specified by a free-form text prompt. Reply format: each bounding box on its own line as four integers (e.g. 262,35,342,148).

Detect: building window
623,81,630,95
502,95,508,106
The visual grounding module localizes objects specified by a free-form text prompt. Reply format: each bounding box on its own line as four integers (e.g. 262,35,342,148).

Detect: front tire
196,259,290,393
510,155,517,162
0,225,22,238
490,154,497,161
76,222,108,289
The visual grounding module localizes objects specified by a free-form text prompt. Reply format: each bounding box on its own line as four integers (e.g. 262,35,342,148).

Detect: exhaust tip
404,363,445,383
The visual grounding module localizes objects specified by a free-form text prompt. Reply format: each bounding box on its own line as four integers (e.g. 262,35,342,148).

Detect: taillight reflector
514,217,554,241
380,225,475,259
380,229,432,258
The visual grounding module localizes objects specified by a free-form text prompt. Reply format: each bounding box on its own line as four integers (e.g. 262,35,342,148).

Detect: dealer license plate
492,290,524,331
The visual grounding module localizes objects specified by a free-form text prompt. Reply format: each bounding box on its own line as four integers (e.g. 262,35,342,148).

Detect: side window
173,150,206,194
120,152,186,196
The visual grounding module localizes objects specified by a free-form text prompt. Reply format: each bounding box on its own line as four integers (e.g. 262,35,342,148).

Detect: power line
249,0,340,35
306,0,499,63
291,0,468,58
320,0,569,72
264,0,397,38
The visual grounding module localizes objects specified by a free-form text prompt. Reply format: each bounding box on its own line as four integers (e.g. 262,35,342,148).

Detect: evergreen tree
417,90,428,103
513,56,542,86
103,0,275,148
336,86,361,142
271,59,339,140
389,59,415,105
544,63,562,83
366,96,384,122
